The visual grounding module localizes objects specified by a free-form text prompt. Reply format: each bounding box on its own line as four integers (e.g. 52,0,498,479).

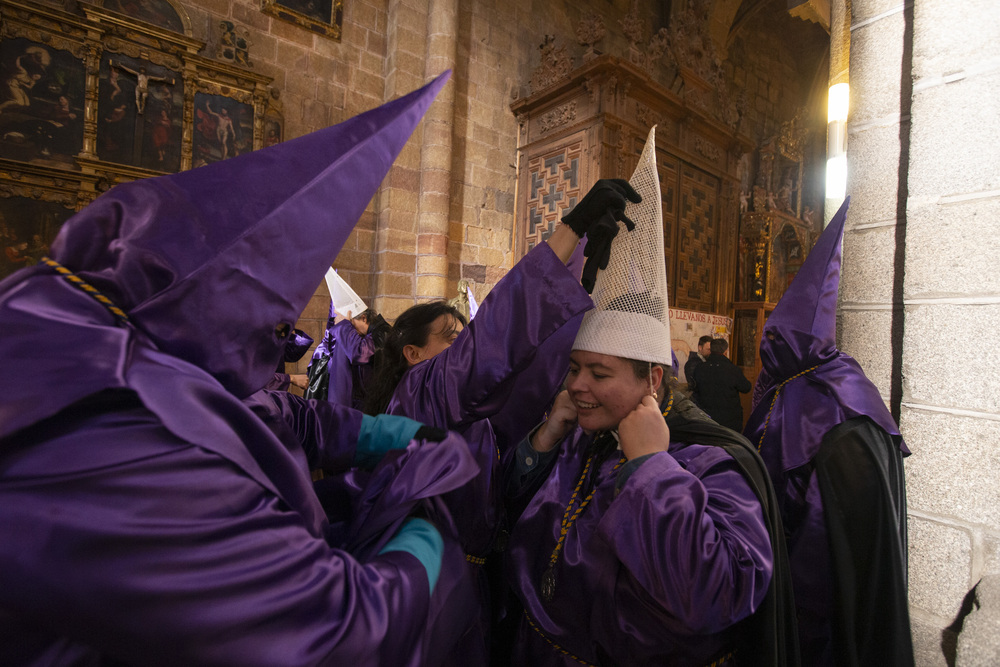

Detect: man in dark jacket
692,338,751,431
683,334,713,391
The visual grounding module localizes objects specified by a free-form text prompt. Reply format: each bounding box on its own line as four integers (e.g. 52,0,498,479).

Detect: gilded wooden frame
261,0,344,41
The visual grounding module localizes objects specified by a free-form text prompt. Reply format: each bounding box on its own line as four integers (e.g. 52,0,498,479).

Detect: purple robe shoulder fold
386,242,593,555
0,279,480,666
506,429,772,665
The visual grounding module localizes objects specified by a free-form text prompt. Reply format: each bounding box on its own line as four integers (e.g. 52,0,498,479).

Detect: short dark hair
709,338,728,355
698,335,714,346
623,357,679,398
355,309,377,325
625,357,668,382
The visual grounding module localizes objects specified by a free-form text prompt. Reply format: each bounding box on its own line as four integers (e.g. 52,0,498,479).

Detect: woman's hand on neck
618,394,670,460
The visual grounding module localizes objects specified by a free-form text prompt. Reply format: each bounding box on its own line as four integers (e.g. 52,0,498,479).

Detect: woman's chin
577,415,614,434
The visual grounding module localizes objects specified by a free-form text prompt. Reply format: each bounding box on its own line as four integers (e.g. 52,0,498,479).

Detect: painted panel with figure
262,0,344,40
193,93,252,167
97,55,182,172
0,196,74,280
101,0,186,34
263,118,282,147
0,39,85,169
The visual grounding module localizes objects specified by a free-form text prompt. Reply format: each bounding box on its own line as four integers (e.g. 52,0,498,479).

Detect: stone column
370,0,456,318
901,0,1000,663
845,0,1000,662
841,0,908,410
415,0,458,303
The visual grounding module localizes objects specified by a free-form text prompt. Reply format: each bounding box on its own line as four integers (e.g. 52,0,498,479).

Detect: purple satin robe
0,281,480,665
507,430,772,665
385,242,593,662
308,319,376,408
0,72,463,666
743,199,909,665
329,319,377,408
386,242,593,556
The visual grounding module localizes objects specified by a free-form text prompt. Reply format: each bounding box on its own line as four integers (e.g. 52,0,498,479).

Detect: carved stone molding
777,109,808,161
635,102,664,131
529,35,573,94
538,102,577,134
693,137,722,162
575,13,606,62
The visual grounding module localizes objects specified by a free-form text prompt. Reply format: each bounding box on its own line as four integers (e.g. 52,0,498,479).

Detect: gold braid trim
39,256,130,327
525,612,595,666
756,365,820,452
465,554,486,566
660,390,675,417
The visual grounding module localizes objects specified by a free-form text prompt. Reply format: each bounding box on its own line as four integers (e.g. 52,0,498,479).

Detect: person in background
0,72,481,665
684,334,713,391
266,327,312,392
305,304,390,409
692,337,752,431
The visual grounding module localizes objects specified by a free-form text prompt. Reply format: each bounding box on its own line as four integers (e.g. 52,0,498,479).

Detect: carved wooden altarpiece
732,115,818,397
0,0,273,280
511,53,752,318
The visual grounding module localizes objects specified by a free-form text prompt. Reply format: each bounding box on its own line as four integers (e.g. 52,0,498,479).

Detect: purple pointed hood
48,72,450,398
745,198,907,474
759,199,847,379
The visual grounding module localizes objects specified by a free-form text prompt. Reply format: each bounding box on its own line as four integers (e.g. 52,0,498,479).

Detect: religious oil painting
97,55,182,173
101,0,186,34
263,119,283,148
0,38,85,169
0,197,74,280
262,0,344,40
192,93,253,167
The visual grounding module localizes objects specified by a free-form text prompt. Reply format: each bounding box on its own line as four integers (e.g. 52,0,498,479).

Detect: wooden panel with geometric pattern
675,165,719,311
524,141,583,252
656,148,679,304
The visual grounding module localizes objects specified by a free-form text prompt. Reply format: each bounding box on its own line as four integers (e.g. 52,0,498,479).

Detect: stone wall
722,5,816,146
844,0,1000,663
26,0,827,375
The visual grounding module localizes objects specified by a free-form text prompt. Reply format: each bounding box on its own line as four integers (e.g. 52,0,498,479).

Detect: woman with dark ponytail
364,301,467,416
361,179,642,663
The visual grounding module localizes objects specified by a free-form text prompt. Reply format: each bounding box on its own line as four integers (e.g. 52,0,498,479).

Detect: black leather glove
562,178,641,238
562,179,641,293
414,425,448,442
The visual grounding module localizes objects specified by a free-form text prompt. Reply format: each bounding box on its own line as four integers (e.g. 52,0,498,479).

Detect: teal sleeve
354,413,423,467
378,518,443,592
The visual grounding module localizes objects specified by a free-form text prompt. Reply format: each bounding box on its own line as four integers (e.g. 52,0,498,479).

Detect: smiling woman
502,127,794,666
530,350,667,454
359,178,637,663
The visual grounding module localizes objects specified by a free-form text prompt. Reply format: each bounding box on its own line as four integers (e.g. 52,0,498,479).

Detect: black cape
815,416,914,666
665,390,800,667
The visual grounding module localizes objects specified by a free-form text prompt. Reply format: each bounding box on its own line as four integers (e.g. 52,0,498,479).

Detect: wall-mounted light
826,83,849,203
828,82,850,123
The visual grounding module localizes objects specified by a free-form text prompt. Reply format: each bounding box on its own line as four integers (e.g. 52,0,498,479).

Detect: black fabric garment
664,391,801,667
303,352,330,400
692,353,751,431
814,416,914,667
683,351,703,391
